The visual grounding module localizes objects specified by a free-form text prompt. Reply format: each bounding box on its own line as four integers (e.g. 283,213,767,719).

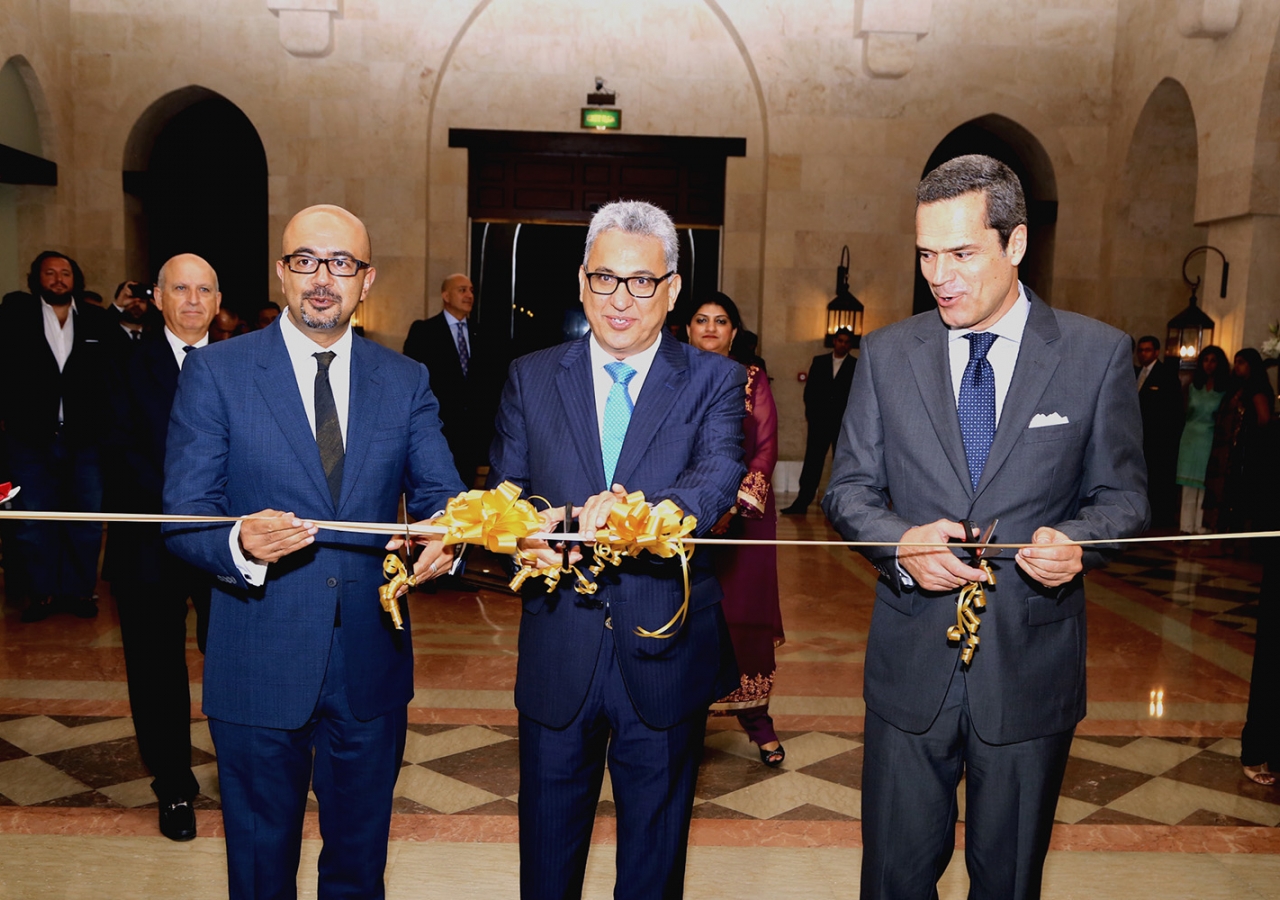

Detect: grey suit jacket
822,290,1148,744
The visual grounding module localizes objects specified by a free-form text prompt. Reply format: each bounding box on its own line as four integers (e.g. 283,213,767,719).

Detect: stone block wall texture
2,0,1279,461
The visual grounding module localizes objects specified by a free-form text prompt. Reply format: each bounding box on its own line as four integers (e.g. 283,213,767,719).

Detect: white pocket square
1029,412,1069,428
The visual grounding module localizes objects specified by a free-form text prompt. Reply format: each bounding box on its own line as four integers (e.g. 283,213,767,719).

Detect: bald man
162,207,464,899
403,272,507,486
106,253,221,841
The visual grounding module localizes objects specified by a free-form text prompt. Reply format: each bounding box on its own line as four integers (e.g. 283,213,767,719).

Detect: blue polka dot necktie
959,332,998,491
601,361,636,488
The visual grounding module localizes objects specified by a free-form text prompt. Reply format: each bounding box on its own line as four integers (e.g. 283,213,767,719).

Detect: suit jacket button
604,615,612,630
327,577,338,588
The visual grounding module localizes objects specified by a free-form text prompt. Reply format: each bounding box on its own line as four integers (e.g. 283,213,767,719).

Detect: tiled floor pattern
1,715,1276,829
1103,547,1264,636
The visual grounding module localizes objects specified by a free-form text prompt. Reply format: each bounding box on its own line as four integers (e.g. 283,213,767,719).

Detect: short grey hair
917,154,1027,250
582,200,679,273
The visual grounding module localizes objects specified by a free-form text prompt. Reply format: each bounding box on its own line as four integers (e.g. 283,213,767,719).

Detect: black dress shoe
159,799,197,841
66,596,98,619
20,596,58,623
780,503,809,515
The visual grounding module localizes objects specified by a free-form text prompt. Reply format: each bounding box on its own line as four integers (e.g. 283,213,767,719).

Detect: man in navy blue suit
163,205,464,899
488,200,746,900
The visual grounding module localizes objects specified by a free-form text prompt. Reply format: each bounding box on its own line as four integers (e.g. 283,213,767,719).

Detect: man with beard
107,280,161,344
0,251,112,621
162,205,464,898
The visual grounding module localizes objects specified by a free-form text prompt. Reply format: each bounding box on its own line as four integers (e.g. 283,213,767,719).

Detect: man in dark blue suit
488,200,746,900
106,253,221,842
163,206,464,899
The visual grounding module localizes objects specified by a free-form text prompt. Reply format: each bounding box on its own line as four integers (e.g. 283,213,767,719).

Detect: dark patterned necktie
456,321,470,377
313,351,344,505
959,332,998,491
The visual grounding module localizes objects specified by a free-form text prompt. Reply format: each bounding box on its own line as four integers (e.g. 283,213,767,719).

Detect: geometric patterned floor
1104,547,1263,636
1,714,1277,828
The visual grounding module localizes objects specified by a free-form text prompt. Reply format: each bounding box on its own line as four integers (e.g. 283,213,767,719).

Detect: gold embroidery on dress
709,670,776,712
744,365,760,414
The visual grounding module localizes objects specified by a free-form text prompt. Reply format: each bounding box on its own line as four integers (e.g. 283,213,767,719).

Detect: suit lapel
254,325,334,506
556,337,608,489
975,295,1062,497
612,335,686,488
908,318,972,495
339,336,381,514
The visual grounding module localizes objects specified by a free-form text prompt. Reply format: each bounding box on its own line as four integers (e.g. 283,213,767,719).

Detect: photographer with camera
107,280,162,346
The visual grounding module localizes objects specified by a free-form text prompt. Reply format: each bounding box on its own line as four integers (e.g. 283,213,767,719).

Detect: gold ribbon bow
946,559,994,666
509,490,697,639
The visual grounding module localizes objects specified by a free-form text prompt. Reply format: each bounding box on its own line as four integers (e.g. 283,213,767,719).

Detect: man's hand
709,506,737,535
516,506,583,571
385,520,456,588
1016,527,1083,588
578,483,629,542
239,510,317,563
898,519,988,592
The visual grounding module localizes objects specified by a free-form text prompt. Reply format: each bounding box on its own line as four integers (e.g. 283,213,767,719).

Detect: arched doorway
123,89,267,317
913,115,1058,314
0,55,54,297
1108,79,1204,340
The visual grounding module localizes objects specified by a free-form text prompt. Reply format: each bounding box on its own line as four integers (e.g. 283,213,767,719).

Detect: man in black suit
105,280,162,343
781,327,856,514
105,253,221,841
0,251,112,621
1135,334,1183,530
403,273,503,486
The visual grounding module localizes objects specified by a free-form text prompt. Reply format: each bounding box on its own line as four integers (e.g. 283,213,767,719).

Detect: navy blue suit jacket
488,333,747,730
162,321,463,729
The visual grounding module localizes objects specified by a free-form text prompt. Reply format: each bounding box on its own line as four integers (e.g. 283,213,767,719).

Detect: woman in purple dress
689,294,786,766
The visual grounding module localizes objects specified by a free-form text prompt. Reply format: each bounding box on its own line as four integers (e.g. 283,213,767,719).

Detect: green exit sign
581,108,621,130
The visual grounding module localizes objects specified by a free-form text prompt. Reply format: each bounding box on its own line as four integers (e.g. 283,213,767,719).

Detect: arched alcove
1109,78,1204,340
0,55,53,297
123,88,268,316
913,115,1059,314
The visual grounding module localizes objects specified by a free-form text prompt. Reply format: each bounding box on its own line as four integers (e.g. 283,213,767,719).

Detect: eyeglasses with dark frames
281,254,371,278
584,270,674,299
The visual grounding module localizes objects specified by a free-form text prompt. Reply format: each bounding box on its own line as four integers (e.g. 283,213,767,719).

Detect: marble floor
0,509,1277,898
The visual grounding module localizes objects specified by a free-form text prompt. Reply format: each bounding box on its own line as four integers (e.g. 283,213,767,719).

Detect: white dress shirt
588,332,662,440
163,327,209,371
42,298,76,422
230,315,354,584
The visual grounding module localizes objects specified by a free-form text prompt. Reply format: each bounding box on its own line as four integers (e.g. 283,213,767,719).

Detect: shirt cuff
894,549,915,588
229,521,268,586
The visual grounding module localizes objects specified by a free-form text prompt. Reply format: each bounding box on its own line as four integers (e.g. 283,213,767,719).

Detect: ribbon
508,491,698,639
946,559,994,666
377,554,415,630
435,481,544,554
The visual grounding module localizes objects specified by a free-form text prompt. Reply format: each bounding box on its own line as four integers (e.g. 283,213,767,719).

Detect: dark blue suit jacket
162,321,463,729
488,333,747,730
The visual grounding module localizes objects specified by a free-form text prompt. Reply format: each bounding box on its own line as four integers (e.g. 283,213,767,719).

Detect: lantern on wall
825,245,863,348
1166,246,1225,367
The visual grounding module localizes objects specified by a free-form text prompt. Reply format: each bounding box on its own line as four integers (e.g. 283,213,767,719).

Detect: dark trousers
793,425,838,508
6,435,102,599
209,633,407,900
518,628,707,900
114,557,210,804
1242,548,1279,768
860,669,1074,900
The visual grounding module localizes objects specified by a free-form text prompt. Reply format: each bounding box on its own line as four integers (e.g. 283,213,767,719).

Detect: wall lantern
1166,245,1225,366
825,245,863,348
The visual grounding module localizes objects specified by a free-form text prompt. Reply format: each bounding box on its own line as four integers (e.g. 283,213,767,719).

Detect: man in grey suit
822,155,1148,900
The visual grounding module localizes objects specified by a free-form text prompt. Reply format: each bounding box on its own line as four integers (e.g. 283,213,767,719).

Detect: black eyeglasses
584,270,674,299
281,254,370,278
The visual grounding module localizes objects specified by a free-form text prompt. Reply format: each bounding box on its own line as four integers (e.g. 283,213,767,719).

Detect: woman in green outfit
1176,345,1228,534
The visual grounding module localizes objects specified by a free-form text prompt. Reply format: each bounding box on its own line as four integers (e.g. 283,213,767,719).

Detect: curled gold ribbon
946,559,994,666
436,481,544,554
508,491,698,639
378,554,415,630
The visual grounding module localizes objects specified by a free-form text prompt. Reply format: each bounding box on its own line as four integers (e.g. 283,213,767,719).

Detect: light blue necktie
958,331,998,491
601,361,636,487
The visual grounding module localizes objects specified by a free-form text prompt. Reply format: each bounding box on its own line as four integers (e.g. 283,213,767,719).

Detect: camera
128,282,155,302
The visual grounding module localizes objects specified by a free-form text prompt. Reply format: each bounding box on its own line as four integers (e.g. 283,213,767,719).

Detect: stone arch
0,55,57,297
912,114,1059,314
1107,78,1205,342
122,87,268,315
422,0,768,330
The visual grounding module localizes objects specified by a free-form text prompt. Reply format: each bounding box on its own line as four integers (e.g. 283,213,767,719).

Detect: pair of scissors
960,518,1000,563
